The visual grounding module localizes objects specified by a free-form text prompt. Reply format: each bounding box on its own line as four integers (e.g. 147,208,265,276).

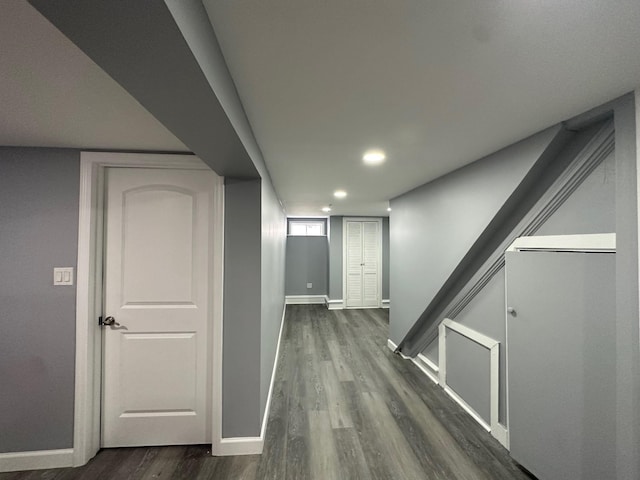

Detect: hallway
2,306,531,479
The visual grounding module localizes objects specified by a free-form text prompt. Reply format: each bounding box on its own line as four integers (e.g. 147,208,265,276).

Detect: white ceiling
4,1,640,217
204,0,640,216
0,1,186,152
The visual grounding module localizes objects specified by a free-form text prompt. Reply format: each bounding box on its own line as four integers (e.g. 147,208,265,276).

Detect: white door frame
73,152,224,466
342,217,383,308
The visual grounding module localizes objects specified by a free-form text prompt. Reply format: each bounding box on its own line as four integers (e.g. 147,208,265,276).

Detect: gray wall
327,216,390,301
537,152,615,235
285,236,329,296
167,0,289,437
431,150,617,426
223,177,287,437
0,148,79,453
389,127,558,344
223,179,262,437
260,179,287,421
419,132,617,428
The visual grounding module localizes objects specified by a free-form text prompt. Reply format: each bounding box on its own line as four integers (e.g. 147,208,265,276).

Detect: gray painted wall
224,177,287,437
167,0,289,437
285,236,329,296
537,152,615,235
0,148,79,453
444,271,507,425
223,179,262,437
327,216,390,301
445,330,491,423
260,179,287,421
389,127,559,345
420,133,617,429
433,150,617,426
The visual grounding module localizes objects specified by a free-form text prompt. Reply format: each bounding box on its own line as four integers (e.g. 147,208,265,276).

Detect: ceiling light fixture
363,149,386,165
322,206,332,212
387,207,392,212
334,190,347,198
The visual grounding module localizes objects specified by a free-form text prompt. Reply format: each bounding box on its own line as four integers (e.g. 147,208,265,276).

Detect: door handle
507,307,517,317
102,316,120,327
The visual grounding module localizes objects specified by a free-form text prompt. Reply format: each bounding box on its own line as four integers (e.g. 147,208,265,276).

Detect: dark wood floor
2,305,532,480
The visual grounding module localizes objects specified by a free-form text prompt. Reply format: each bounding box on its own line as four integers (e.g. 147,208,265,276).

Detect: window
287,219,326,236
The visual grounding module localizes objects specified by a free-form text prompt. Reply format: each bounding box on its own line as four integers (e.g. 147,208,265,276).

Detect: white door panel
102,168,214,447
345,219,381,308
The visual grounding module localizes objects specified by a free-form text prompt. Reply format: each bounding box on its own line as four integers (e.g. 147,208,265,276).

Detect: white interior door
102,167,214,447
345,219,381,308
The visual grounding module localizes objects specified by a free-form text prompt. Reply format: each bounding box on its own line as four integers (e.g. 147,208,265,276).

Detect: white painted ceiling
0,1,186,152
204,0,640,216
4,1,640,217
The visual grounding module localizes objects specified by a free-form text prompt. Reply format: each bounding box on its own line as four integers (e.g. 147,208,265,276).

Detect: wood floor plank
307,410,341,480
326,339,355,381
333,428,373,480
359,391,427,480
4,306,532,480
319,361,353,429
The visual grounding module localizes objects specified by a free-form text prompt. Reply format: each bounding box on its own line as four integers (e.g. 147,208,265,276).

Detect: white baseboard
414,353,440,385
213,304,287,456
216,437,263,456
443,385,491,432
285,295,326,305
492,423,510,449
388,339,440,384
0,448,74,473
324,296,344,310
382,299,390,309
386,339,410,359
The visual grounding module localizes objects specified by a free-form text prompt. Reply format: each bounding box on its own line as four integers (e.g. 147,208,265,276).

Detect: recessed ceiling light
322,206,332,212
363,149,386,165
387,207,392,212
334,190,347,198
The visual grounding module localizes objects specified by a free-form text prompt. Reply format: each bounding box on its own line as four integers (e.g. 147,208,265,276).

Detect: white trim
414,353,440,385
210,174,226,456
212,304,287,456
0,449,73,473
325,296,344,310
216,437,264,456
285,295,326,305
387,339,440,384
74,152,217,467
382,299,390,309
439,319,508,448
260,305,287,439
443,386,491,432
342,217,383,309
507,233,616,253
387,338,410,359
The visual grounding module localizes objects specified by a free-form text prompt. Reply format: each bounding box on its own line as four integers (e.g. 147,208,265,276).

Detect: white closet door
102,167,214,447
362,222,380,307
346,221,363,307
344,219,381,308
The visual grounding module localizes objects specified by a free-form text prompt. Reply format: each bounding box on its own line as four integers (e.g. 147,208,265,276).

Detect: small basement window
288,218,327,236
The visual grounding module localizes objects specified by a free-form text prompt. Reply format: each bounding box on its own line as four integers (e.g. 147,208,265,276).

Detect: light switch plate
306,282,313,289
54,267,74,286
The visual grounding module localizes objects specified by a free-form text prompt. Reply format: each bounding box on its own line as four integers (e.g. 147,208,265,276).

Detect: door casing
342,217,383,308
73,153,224,466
